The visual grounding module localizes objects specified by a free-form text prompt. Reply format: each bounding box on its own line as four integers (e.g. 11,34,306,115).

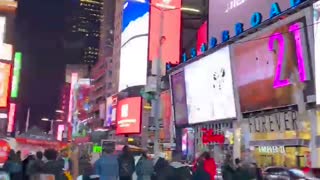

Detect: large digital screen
233,19,313,112
119,0,150,91
149,0,181,64
208,0,293,43
116,97,142,134
0,62,10,108
314,1,320,104
185,46,236,124
171,71,188,126
104,95,117,127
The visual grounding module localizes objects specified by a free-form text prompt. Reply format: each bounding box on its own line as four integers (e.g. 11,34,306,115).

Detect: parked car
263,166,319,180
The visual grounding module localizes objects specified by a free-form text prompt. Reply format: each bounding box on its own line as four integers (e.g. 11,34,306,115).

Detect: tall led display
6,103,15,133
67,73,78,123
119,0,150,91
149,0,181,64
314,1,320,104
11,52,22,98
0,62,11,108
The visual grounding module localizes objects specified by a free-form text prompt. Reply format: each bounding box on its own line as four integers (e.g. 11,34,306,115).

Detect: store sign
248,111,298,133
258,146,286,154
166,0,305,70
202,128,225,144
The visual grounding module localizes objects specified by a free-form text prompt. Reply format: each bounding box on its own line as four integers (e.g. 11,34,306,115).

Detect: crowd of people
1,148,75,180
0,145,262,180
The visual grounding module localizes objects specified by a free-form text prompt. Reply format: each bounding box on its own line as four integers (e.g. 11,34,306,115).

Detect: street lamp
41,118,63,135
130,0,200,154
55,110,64,114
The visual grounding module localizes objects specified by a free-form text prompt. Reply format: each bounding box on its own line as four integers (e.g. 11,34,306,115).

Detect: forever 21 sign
248,111,299,133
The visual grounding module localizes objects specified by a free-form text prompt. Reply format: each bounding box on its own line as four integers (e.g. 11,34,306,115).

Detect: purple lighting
269,32,291,88
289,22,307,82
269,23,307,89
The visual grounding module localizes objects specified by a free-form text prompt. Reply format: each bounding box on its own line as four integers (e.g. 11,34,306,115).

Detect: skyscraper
65,0,103,65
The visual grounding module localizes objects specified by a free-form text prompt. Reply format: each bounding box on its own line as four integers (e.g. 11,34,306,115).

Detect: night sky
15,0,67,132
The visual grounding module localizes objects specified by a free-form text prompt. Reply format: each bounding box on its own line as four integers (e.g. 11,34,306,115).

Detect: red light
7,103,16,133
201,128,225,145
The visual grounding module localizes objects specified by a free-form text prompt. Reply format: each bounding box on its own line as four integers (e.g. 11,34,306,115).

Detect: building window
108,82,112,88
108,70,112,77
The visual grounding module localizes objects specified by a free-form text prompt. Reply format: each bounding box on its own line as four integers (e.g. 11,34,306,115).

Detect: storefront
240,108,312,168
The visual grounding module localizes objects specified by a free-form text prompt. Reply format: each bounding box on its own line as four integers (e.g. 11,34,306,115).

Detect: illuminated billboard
6,103,15,133
0,44,12,61
0,62,11,108
208,0,294,43
11,52,22,98
233,18,313,112
149,0,181,64
116,97,142,134
185,46,236,123
72,78,91,136
119,0,150,91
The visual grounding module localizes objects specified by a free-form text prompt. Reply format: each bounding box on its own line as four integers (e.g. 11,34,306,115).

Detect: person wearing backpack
118,145,135,180
136,152,153,180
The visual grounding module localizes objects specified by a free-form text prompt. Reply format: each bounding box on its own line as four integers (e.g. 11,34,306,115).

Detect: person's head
36,151,43,160
16,151,21,159
60,149,68,158
201,151,211,160
44,149,58,161
122,145,131,157
103,145,114,155
235,158,241,165
8,150,15,161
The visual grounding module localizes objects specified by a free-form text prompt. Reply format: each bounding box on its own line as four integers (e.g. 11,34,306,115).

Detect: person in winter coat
118,145,135,180
192,157,210,180
42,149,66,180
22,153,35,180
201,152,217,180
136,152,153,180
27,151,45,180
78,154,93,180
153,156,175,180
221,154,235,180
3,150,23,180
94,145,119,180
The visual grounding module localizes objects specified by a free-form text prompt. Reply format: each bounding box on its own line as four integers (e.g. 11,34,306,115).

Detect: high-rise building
65,0,103,65
91,0,122,114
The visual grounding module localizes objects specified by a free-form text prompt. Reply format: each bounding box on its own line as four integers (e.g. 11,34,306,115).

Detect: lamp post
129,0,200,154
41,118,63,135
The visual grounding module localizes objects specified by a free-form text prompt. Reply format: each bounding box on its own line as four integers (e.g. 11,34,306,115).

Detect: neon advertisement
11,52,22,98
0,62,11,108
6,103,15,133
201,128,225,145
270,23,307,88
233,19,312,112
